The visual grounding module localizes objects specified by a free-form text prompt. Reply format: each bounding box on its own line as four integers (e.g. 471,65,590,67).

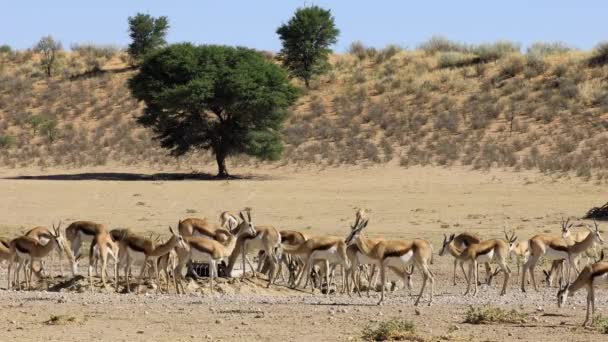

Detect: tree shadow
5,172,271,181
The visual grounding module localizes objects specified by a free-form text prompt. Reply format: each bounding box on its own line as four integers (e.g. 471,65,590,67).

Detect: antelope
227,212,282,288
557,250,607,327
438,232,483,285
11,223,68,290
174,219,256,294
344,218,434,305
441,234,511,296
504,229,529,278
65,221,108,275
561,217,599,266
219,211,240,231
25,226,75,278
87,231,120,291
522,220,604,292
0,237,15,289
284,234,349,294
157,249,178,293
277,230,309,287
117,226,187,292
178,218,230,240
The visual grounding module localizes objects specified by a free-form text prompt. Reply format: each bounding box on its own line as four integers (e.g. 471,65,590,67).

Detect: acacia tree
127,13,169,63
34,35,62,77
276,6,339,88
128,44,299,177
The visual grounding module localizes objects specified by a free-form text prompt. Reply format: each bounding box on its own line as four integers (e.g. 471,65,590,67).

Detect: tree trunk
215,150,229,178
304,77,310,89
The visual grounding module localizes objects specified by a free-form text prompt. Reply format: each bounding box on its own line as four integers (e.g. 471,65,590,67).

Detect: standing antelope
118,226,187,292
557,250,607,326
87,231,120,291
561,217,599,266
174,219,256,294
65,221,108,275
438,232,483,285
344,218,434,306
277,230,308,287
441,234,511,296
25,226,75,278
11,223,68,290
0,237,15,289
504,229,529,279
522,220,604,292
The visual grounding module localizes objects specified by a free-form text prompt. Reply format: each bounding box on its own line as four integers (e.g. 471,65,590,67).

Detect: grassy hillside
1,40,608,179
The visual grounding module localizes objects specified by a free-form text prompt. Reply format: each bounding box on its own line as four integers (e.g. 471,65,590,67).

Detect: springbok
557,250,607,326
441,234,511,296
117,226,187,292
438,232,483,285
11,223,68,290
65,221,108,275
504,229,529,279
276,230,308,287
174,222,256,294
219,211,240,231
25,226,75,279
0,237,15,289
561,217,599,266
522,220,604,292
344,218,434,306
178,218,230,240
87,231,120,291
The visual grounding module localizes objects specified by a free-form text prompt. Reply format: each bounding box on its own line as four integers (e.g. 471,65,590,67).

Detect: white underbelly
385,250,414,267
477,249,495,263
356,252,378,266
545,248,568,260
311,247,341,264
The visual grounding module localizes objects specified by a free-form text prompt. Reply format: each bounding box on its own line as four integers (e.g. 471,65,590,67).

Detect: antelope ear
511,236,518,243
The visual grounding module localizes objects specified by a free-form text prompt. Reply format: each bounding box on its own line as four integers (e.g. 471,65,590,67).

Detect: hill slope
1,46,607,178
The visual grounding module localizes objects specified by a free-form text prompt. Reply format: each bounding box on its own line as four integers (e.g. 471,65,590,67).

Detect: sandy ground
0,165,607,341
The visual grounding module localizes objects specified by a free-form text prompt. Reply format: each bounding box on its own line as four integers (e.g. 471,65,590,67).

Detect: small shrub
434,111,459,132
0,44,11,54
419,35,468,54
464,305,528,324
348,41,367,60
527,41,572,56
473,41,520,63
362,319,423,341
524,55,548,78
0,135,17,149
498,55,525,80
438,52,475,69
588,42,608,67
375,44,401,64
593,315,608,334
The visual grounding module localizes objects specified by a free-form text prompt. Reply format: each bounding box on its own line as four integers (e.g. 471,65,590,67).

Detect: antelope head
236,209,256,237
51,221,66,253
586,220,605,245
169,225,187,250
556,279,571,308
344,215,369,245
503,227,518,256
560,217,575,239
439,233,455,256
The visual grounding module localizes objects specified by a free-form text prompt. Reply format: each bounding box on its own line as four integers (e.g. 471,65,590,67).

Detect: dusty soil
0,165,607,341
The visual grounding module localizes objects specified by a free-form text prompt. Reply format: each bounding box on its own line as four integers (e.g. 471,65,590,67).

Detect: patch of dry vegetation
362,319,425,341
463,305,528,324
1,38,608,178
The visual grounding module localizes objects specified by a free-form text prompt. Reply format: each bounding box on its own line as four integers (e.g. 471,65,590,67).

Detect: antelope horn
247,210,252,222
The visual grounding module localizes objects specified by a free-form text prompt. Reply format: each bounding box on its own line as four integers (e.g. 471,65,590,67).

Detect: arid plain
0,165,607,341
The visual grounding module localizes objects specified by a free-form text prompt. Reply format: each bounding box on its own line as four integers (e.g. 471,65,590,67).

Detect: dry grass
362,319,425,341
1,43,608,179
463,305,528,325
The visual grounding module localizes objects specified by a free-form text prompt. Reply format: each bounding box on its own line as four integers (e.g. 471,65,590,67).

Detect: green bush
0,135,16,149
0,44,11,54
593,315,608,334
472,41,520,62
438,52,474,68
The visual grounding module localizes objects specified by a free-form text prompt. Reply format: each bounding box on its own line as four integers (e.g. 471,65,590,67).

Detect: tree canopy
127,13,169,63
34,35,62,77
276,6,339,88
128,44,299,177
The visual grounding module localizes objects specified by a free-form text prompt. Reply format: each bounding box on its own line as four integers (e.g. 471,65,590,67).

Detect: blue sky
1,1,606,52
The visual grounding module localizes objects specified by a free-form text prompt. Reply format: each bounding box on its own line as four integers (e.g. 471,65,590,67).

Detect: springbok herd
1,209,607,327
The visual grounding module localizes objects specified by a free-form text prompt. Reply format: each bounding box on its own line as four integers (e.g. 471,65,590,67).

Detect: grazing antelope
557,250,607,327
522,220,604,292
174,220,256,294
285,234,349,294
87,231,120,291
441,234,511,296
438,232,483,285
277,230,308,287
65,221,108,275
11,223,68,290
25,226,75,278
344,218,434,305
219,211,240,231
0,237,15,289
118,226,187,292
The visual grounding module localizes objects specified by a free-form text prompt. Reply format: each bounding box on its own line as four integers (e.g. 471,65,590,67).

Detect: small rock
215,319,222,324
414,309,421,315
536,306,544,312
10,320,16,325
241,322,248,326
136,331,144,334
205,335,212,339
531,316,540,322
508,332,513,337
144,311,149,315
190,335,195,339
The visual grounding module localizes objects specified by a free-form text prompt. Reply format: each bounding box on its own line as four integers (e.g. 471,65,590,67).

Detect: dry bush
362,319,423,341
464,305,528,324
588,42,608,67
527,42,572,56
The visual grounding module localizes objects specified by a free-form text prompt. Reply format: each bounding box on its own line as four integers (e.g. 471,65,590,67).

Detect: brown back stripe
15,241,29,254
0,240,9,249
127,240,147,253
80,225,97,236
592,268,608,278
475,245,494,257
